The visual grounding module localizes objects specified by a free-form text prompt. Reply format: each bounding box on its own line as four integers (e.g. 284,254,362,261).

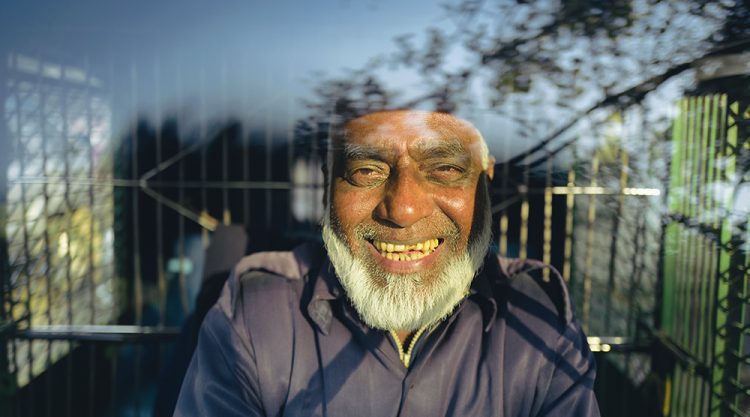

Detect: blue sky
4,0,450,130
8,0,686,160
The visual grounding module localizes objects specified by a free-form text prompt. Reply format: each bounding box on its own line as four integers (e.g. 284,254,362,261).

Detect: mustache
352,220,461,243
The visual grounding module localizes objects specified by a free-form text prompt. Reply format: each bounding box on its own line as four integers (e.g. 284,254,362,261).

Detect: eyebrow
340,138,470,163
412,139,468,161
341,143,392,162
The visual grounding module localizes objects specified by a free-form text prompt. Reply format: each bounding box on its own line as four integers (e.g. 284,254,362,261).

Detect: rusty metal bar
37,55,55,417
265,68,273,228
563,166,576,283
13,53,36,415
155,56,167,327
176,59,188,320
61,54,73,417
542,155,552,282
221,59,231,226
200,62,209,249
605,146,627,330
582,153,599,332
130,62,143,326
17,325,183,341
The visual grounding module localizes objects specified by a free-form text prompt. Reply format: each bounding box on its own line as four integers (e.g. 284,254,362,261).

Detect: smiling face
322,110,494,331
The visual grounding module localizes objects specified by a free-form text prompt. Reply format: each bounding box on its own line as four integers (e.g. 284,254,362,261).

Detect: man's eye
429,165,465,181
346,167,388,187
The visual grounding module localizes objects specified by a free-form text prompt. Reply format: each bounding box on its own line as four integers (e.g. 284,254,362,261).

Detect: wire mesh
663,93,750,417
0,46,748,417
3,51,116,390
1,49,322,416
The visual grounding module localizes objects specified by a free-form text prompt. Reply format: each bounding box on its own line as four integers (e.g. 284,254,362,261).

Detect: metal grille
0,49,748,417
662,94,750,417
0,49,324,416
491,106,664,393
3,51,116,390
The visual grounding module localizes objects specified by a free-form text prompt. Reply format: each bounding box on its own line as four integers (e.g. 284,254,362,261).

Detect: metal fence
662,92,750,417
0,47,322,417
1,47,749,417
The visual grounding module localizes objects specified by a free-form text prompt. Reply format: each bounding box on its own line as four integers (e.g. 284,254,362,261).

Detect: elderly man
174,110,600,416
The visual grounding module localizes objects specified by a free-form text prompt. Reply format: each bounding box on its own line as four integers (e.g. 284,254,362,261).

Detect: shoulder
215,242,324,320
492,256,574,331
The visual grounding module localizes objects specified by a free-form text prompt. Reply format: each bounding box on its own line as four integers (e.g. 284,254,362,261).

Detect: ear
485,155,496,181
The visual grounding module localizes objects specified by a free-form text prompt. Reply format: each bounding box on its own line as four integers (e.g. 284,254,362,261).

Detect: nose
374,169,433,228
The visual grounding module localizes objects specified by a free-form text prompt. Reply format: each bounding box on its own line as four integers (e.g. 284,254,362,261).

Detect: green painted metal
664,94,750,417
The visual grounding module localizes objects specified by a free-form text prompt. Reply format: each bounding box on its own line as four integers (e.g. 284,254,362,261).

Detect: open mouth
370,238,442,261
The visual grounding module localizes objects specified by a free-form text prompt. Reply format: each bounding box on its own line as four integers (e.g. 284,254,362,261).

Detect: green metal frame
663,93,749,417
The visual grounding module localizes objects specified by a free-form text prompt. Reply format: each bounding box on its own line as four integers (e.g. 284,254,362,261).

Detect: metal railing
1,46,748,417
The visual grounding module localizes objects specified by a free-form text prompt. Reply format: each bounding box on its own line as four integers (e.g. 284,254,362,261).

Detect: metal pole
582,153,599,332
0,43,16,417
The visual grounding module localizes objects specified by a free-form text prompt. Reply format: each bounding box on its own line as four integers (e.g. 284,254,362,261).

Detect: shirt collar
306,255,343,335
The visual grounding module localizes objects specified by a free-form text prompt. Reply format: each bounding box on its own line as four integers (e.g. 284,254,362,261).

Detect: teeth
374,238,441,261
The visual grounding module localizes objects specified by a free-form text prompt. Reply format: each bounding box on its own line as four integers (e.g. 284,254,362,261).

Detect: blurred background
0,0,748,416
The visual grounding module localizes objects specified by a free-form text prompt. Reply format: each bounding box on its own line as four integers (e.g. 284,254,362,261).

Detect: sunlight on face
323,110,493,331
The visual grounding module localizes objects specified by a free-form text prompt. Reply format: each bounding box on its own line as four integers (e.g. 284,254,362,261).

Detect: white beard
321,203,492,332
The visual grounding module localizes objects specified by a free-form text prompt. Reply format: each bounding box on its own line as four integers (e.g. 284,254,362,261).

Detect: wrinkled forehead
341,110,482,149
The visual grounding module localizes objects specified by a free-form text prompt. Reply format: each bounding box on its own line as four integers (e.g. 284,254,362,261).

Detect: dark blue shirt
175,243,600,416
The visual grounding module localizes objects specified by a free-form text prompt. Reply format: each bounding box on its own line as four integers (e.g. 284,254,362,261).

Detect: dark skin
329,110,494,344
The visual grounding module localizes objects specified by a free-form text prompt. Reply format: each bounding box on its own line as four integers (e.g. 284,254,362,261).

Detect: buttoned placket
307,255,503,416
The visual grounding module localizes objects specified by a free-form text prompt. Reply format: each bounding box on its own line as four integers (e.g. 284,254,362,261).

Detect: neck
393,329,413,347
